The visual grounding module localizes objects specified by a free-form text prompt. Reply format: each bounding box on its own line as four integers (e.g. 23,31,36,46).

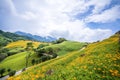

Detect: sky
0,0,120,42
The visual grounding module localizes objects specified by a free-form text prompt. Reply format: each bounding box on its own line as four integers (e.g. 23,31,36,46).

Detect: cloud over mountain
0,0,120,42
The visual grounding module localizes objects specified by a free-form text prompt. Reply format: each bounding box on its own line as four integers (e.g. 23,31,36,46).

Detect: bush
0,53,7,62
46,47,54,54
7,68,11,72
52,38,67,44
9,70,16,76
0,48,9,53
52,53,58,58
22,68,26,72
41,56,51,62
36,48,46,57
35,59,41,64
0,68,5,77
37,44,48,49
7,51,17,56
31,59,36,65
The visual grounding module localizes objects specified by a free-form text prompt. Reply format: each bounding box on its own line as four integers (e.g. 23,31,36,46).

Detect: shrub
7,68,11,72
37,44,48,49
52,38,67,44
36,48,46,57
41,56,51,62
35,60,39,64
7,51,17,56
22,68,26,72
57,38,66,43
9,70,16,76
52,53,58,58
0,53,7,62
31,59,36,65
0,68,6,77
46,47,54,54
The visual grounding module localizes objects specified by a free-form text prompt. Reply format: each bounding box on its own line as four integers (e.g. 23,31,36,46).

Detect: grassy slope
0,40,42,76
8,34,120,80
45,41,85,56
0,40,85,76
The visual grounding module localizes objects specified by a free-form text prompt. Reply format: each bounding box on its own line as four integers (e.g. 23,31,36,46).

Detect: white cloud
0,0,115,42
20,11,38,20
85,5,120,23
86,0,112,14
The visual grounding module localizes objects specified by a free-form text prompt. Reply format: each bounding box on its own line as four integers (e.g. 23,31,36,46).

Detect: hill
0,41,85,77
45,41,86,56
0,30,34,47
7,33,120,80
15,31,56,42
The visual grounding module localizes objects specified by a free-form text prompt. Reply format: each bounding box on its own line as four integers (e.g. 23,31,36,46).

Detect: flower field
7,34,120,80
5,40,41,48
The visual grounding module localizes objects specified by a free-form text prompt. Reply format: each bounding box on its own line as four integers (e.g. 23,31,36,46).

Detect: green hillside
45,41,85,56
7,33,120,80
0,41,85,77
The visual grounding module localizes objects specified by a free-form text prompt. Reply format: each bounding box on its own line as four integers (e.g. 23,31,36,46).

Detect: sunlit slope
45,41,85,56
8,34,120,80
0,40,45,76
0,51,39,71
5,40,41,48
0,41,85,76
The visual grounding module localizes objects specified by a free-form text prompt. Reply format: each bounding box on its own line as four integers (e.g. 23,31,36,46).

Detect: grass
7,34,120,80
45,41,85,56
0,40,46,76
0,40,85,76
0,51,40,76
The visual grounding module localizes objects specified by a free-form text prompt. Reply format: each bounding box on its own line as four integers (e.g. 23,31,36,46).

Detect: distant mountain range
0,30,34,47
15,31,56,42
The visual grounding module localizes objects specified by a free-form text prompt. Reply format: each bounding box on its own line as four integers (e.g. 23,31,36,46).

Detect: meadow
0,40,85,77
7,34,120,80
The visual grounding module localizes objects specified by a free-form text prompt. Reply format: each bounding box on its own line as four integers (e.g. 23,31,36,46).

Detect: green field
7,34,120,80
0,41,85,76
45,41,86,56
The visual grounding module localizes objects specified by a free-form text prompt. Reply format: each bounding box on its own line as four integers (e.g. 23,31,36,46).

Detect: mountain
0,30,34,47
15,31,56,42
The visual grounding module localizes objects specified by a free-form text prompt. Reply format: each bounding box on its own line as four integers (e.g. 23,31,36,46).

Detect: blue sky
0,0,120,42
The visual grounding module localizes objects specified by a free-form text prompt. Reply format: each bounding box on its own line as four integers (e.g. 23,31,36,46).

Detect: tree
52,53,58,58
37,44,45,49
36,48,46,57
46,47,54,54
40,56,51,62
0,68,5,77
7,68,11,72
25,42,33,68
52,38,67,44
31,59,36,65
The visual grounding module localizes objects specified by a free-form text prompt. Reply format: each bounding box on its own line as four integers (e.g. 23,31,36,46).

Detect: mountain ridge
0,30,35,47
15,31,56,42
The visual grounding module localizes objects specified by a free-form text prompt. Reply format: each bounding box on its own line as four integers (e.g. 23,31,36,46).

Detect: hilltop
7,32,120,80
